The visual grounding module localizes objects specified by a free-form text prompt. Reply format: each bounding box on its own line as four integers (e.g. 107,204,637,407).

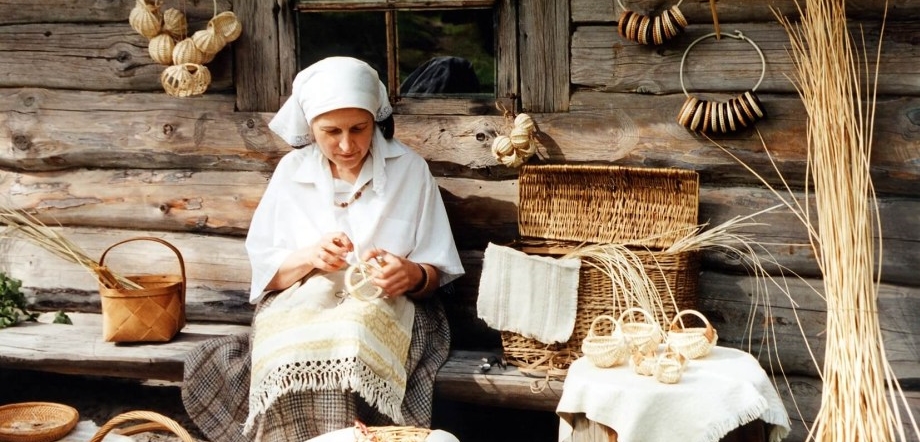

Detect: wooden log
4,167,919,285
0,0,230,25
0,22,233,91
571,0,912,23
699,272,920,381
5,89,920,196
572,22,919,96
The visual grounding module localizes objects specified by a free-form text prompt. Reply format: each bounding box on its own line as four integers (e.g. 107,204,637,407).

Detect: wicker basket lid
0,402,79,442
517,164,699,249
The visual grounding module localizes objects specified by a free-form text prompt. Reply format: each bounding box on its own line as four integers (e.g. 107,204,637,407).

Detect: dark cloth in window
399,56,480,94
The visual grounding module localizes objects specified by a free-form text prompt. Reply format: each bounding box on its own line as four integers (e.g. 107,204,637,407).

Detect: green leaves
0,272,38,328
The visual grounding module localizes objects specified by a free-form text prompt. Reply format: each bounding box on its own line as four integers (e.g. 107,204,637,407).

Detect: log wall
1,1,918,439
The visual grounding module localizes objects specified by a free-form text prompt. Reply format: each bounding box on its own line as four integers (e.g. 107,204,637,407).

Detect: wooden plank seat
0,313,563,412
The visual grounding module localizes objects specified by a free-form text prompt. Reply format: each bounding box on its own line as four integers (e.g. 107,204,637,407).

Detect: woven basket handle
89,410,195,442
617,307,656,326
669,309,714,340
98,236,186,292
586,314,618,338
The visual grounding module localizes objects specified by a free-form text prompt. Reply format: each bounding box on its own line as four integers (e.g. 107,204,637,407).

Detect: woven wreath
129,0,242,97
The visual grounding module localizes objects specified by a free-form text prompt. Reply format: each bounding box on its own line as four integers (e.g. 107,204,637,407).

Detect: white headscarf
269,57,393,146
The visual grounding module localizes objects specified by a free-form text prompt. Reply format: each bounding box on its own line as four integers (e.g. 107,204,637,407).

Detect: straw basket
0,402,78,442
500,164,700,375
630,350,657,376
667,309,718,359
581,315,629,368
98,237,186,343
90,410,195,442
655,347,687,384
161,63,211,97
354,422,431,442
618,307,663,354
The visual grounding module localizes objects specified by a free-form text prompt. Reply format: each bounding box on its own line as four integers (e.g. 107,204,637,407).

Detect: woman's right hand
306,232,353,272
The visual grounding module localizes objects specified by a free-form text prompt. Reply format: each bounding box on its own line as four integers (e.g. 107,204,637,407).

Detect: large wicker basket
501,164,701,375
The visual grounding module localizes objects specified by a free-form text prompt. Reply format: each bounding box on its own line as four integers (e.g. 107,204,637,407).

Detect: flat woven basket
0,402,79,442
501,164,701,375
517,164,699,249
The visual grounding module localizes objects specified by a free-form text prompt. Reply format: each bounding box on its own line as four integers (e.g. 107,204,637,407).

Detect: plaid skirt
181,294,451,442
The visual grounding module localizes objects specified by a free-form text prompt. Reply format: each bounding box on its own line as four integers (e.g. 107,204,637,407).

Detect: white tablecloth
557,346,790,442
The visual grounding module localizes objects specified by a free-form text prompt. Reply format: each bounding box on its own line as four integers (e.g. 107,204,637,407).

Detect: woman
182,57,464,442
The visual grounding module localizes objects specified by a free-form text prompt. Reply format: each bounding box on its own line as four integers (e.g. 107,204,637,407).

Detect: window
294,1,506,113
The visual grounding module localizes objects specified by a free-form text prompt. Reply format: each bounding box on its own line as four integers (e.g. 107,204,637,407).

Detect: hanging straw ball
172,37,207,65
209,11,243,43
162,8,188,40
129,0,163,40
148,33,175,65
491,135,514,158
509,125,532,149
514,112,536,133
191,28,226,59
161,63,211,97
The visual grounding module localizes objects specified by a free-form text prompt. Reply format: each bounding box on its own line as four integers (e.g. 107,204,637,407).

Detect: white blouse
245,131,465,303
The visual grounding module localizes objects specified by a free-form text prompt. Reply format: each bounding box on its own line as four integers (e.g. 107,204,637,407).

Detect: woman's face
311,107,375,180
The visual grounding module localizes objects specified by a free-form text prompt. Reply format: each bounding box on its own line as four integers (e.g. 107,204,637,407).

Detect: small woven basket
655,347,687,384
161,63,211,97
630,350,657,376
618,307,663,354
581,315,628,368
667,309,718,359
354,421,431,442
0,402,79,442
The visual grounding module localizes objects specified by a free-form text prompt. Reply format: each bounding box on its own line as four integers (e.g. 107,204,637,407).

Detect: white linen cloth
477,242,581,344
557,345,791,442
245,270,416,434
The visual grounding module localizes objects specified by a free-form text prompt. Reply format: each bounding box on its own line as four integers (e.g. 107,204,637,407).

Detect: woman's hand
265,232,353,291
308,232,353,272
363,248,431,298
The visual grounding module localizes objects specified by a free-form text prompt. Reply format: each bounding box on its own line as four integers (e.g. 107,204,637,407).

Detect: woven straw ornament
162,8,188,40
148,33,175,65
161,63,211,98
129,0,163,40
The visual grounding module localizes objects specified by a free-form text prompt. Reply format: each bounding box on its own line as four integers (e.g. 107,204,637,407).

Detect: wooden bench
0,312,563,412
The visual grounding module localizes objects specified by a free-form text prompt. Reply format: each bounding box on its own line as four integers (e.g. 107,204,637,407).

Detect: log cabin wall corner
1,1,919,439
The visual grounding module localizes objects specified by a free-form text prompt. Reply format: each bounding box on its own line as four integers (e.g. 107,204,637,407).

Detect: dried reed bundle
773,2,919,440
0,204,141,290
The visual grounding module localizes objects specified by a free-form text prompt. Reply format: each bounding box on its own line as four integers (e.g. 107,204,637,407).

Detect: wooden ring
701,100,713,133
625,12,642,42
678,95,699,127
689,99,706,132
661,9,678,40
637,15,651,45
731,97,750,128
725,100,737,132
618,10,634,39
744,91,766,119
670,5,688,29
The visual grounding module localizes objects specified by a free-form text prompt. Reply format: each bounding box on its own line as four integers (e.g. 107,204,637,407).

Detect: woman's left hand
362,248,424,298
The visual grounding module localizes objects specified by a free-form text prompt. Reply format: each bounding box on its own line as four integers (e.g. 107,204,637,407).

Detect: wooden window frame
232,0,567,114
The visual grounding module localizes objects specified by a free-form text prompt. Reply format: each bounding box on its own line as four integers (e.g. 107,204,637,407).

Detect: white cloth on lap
477,242,581,344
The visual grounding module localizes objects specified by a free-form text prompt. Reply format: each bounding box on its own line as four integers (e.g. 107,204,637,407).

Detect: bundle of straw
775,2,919,440
0,204,141,290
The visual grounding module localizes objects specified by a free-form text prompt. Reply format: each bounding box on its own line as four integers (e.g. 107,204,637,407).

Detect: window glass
296,8,495,99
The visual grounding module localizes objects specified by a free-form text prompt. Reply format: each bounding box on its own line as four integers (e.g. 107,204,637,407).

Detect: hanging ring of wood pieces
129,0,242,97
676,30,767,134
616,0,688,45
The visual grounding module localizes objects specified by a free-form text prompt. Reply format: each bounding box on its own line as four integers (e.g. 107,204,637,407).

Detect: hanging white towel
476,242,581,344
